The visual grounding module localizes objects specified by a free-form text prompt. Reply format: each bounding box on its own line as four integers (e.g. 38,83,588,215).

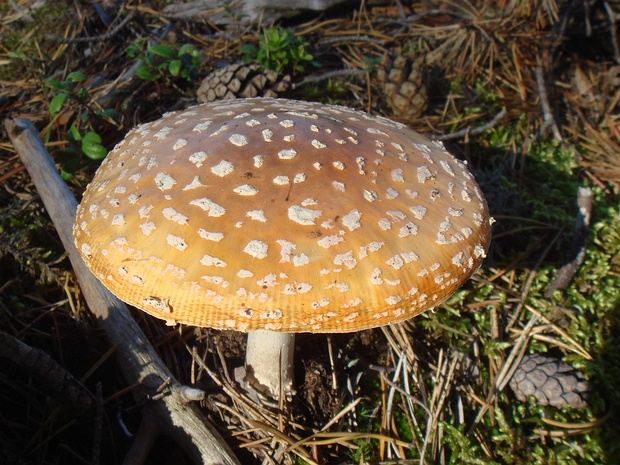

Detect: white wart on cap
73,98,492,332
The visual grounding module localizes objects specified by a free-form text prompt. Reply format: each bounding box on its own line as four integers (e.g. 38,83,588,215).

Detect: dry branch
5,117,240,465
434,109,507,142
545,187,593,297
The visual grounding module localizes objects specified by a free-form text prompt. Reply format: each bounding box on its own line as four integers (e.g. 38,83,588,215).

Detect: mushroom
73,98,492,401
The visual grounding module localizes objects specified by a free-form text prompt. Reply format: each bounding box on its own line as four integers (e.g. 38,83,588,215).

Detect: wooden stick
545,187,593,297
5,117,241,465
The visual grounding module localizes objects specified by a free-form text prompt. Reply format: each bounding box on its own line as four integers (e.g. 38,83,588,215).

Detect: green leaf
82,141,108,160
263,42,280,52
168,59,182,76
136,65,155,80
149,44,177,59
127,43,143,58
66,71,86,82
49,92,69,117
81,131,102,145
68,124,81,142
239,44,258,58
178,44,196,56
46,79,62,91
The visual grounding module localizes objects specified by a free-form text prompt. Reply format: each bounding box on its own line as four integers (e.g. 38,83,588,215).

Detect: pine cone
508,354,591,408
197,62,292,103
375,49,428,119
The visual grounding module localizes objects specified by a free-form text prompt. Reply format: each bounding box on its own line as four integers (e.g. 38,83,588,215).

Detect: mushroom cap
73,98,492,333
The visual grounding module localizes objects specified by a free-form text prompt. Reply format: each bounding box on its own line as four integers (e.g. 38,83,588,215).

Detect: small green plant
127,39,201,82
48,71,89,118
362,55,381,72
441,422,498,465
47,71,117,179
240,27,317,74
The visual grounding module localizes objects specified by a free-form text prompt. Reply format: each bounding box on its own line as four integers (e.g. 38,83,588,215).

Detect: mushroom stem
245,330,295,400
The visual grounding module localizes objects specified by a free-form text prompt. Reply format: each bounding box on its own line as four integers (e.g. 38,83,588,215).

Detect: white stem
245,330,295,400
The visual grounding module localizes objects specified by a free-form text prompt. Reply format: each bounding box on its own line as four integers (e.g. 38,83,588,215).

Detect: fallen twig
433,109,506,142
545,187,593,297
8,0,34,21
317,34,387,47
46,11,135,43
296,68,366,87
5,117,240,465
603,1,620,65
536,56,563,141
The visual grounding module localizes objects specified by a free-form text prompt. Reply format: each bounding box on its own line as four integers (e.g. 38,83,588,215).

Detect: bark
5,117,241,465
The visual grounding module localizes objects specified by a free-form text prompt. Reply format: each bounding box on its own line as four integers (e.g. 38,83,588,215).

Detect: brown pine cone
508,354,591,408
197,62,292,103
375,48,428,120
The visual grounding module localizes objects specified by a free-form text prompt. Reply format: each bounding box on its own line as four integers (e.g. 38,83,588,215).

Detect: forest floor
1,1,620,464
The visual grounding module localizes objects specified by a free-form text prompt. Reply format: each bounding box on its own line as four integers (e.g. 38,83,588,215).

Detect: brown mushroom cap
73,98,492,332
